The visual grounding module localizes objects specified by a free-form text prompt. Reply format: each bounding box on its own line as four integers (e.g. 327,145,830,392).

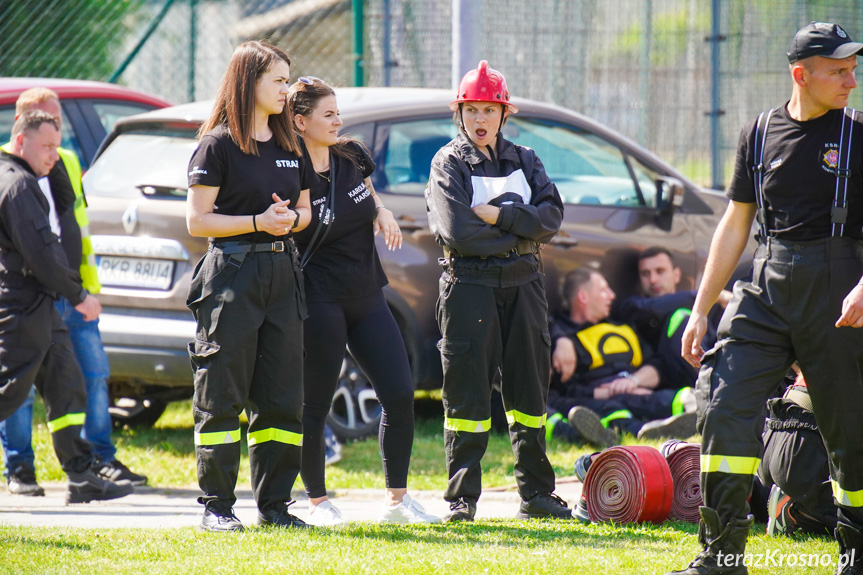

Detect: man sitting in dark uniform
0,110,132,504
751,366,837,538
547,267,697,446
615,246,731,390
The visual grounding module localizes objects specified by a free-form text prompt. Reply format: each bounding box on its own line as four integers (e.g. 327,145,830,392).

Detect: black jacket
0,151,86,305
426,132,563,287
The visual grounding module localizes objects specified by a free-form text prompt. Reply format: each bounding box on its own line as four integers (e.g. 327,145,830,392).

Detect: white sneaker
378,494,441,524
307,500,346,526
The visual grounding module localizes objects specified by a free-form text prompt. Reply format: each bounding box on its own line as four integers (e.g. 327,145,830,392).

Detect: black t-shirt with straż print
726,104,863,241
187,124,316,242
293,140,388,302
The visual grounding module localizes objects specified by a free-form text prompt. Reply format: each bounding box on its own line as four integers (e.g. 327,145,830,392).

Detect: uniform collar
454,132,520,166
0,149,36,177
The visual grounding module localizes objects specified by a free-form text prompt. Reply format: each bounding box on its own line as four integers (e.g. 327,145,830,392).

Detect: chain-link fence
1,0,862,188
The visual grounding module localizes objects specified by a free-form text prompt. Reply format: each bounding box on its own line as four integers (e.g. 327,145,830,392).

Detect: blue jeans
0,298,114,475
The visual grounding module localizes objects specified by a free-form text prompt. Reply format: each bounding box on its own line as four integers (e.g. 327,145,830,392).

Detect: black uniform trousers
187,244,305,511
548,385,685,436
437,276,556,503
697,237,863,529
756,400,836,534
301,290,415,498
0,291,91,472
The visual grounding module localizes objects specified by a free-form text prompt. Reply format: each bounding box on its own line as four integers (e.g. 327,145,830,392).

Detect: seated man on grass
546,267,697,447
614,246,730,390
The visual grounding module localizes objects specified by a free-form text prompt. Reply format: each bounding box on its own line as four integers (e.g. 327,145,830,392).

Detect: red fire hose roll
662,440,702,523
583,445,673,524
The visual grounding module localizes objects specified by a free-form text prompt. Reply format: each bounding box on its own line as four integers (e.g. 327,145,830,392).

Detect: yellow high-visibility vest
1,143,101,293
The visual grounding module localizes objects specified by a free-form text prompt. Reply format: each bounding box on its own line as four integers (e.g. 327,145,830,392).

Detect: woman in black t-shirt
185,41,315,531
289,77,439,525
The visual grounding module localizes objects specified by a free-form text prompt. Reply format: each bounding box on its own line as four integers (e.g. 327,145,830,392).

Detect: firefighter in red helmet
426,60,570,522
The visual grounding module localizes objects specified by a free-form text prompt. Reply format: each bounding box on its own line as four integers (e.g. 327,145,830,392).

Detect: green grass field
0,399,841,574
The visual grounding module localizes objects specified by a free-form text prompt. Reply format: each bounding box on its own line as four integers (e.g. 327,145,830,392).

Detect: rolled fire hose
661,440,702,523
583,445,673,524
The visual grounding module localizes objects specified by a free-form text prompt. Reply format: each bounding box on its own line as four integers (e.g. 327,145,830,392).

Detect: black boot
201,500,244,532
835,522,863,574
666,507,753,575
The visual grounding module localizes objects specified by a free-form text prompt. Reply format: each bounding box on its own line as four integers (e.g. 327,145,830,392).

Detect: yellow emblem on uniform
823,149,839,170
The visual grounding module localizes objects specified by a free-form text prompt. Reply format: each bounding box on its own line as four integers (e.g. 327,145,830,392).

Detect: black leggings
301,290,415,499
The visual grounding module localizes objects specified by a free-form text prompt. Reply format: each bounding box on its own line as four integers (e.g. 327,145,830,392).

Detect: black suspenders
751,107,857,239
751,109,774,241
831,108,856,237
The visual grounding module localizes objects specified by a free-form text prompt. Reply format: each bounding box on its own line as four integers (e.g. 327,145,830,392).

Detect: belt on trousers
582,445,674,524
211,241,286,255
442,239,538,260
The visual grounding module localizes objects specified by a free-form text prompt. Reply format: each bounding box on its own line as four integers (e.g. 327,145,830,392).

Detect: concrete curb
0,478,583,529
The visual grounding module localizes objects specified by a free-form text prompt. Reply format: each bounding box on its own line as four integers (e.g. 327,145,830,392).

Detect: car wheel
327,353,382,441
109,397,168,428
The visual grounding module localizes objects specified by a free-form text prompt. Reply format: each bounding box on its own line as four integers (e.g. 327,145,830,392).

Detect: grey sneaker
568,406,619,448
66,468,134,504
637,412,698,440
766,485,797,536
93,458,148,486
573,496,591,524
7,462,45,497
573,452,599,483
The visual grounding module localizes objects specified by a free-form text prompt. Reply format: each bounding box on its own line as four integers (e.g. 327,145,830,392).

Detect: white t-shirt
37,176,61,238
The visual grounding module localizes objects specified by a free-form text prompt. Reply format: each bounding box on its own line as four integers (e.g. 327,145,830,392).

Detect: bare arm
186,186,297,237
291,188,312,233
598,365,660,396
551,337,577,382
369,177,402,250
835,284,863,328
681,200,756,366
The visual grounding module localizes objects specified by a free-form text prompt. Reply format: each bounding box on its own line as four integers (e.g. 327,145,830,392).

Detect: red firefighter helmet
449,60,518,114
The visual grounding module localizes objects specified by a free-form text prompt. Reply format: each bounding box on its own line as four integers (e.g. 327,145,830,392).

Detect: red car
0,77,171,169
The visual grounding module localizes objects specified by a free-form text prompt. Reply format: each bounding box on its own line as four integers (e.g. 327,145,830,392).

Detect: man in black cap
666,22,863,575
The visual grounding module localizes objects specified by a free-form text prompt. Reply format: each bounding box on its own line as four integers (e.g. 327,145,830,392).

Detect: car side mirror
655,176,684,213
654,176,684,231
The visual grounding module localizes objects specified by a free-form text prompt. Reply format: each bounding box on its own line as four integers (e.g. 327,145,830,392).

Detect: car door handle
550,235,579,248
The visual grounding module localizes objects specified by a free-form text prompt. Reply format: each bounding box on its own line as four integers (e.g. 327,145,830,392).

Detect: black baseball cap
787,22,863,63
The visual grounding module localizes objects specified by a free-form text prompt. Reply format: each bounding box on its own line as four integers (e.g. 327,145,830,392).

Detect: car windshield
85,129,198,199
502,117,656,206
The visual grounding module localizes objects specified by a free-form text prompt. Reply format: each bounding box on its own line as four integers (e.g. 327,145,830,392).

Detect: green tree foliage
0,0,139,79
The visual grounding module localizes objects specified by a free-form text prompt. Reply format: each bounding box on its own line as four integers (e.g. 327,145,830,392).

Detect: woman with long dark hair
186,41,315,531
289,77,439,525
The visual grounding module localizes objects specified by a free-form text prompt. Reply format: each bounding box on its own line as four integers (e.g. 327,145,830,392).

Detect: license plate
97,256,174,290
